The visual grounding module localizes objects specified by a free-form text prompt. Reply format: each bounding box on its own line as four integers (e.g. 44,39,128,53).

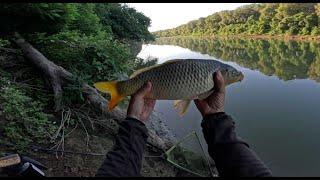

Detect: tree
0,3,77,35
95,3,154,41
316,3,320,16
153,3,320,37
276,3,316,18
70,3,102,35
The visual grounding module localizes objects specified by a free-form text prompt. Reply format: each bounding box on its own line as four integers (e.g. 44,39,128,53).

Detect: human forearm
95,117,148,177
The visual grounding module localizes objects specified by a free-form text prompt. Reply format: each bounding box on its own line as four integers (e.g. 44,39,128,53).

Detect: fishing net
164,131,215,177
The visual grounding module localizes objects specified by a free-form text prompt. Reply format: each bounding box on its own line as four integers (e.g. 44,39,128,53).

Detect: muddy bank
28,128,178,177
0,106,188,177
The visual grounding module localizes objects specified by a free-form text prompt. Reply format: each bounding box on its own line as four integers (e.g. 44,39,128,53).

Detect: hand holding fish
194,71,225,117
127,82,156,123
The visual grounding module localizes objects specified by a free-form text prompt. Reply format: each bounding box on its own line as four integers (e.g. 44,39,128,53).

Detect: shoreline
157,34,320,42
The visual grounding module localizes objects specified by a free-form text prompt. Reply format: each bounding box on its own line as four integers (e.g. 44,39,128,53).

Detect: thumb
135,81,152,98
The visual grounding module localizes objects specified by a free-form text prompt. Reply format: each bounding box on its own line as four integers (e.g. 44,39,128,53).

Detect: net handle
194,131,216,177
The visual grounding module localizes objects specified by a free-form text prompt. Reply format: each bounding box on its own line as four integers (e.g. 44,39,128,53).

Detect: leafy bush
95,3,154,41
30,30,135,106
0,76,58,152
33,30,135,83
0,3,154,112
69,3,103,35
0,39,9,47
311,27,320,35
0,3,77,35
0,3,155,154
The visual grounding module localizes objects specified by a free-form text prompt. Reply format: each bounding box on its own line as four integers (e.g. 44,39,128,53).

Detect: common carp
94,59,244,116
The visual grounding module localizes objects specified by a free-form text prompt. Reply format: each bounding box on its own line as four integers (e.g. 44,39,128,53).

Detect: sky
127,3,251,32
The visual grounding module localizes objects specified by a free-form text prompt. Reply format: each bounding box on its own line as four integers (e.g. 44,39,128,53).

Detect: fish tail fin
93,81,125,111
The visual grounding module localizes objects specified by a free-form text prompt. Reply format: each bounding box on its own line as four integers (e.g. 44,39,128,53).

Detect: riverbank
216,34,320,42
157,34,320,42
0,47,180,177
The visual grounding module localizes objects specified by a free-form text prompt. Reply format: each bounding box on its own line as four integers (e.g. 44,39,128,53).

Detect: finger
145,98,156,109
194,99,209,117
194,99,201,107
135,81,152,98
142,99,156,121
214,71,225,93
194,99,207,109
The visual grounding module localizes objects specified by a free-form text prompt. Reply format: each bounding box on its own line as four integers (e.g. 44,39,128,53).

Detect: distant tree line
154,3,320,37
153,37,320,82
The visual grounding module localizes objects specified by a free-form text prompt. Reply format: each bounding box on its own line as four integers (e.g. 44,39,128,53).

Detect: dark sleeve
95,117,148,177
201,112,272,177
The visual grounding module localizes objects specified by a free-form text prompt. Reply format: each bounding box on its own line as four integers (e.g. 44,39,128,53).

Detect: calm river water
137,37,320,176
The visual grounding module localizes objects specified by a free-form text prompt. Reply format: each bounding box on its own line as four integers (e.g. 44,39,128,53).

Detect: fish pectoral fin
173,100,191,117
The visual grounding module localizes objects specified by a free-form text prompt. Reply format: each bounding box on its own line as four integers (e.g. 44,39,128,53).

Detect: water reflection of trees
134,57,158,70
153,37,320,82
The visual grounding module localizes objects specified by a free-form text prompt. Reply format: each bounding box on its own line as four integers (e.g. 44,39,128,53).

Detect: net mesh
165,131,213,177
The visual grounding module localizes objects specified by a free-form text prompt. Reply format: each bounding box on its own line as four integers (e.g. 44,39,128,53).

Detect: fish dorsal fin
173,100,191,117
130,65,158,78
130,59,182,78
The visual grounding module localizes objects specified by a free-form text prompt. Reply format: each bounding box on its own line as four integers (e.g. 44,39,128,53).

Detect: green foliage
31,30,135,106
69,3,102,35
0,3,154,41
95,3,154,41
33,30,134,83
0,3,154,109
0,38,9,47
0,3,77,35
308,58,320,80
3,3,154,84
0,3,154,106
276,3,315,18
154,3,320,37
0,3,155,154
311,27,320,35
0,76,58,152
316,3,320,16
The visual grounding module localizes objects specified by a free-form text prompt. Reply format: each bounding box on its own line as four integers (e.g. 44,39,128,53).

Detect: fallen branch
12,32,172,152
